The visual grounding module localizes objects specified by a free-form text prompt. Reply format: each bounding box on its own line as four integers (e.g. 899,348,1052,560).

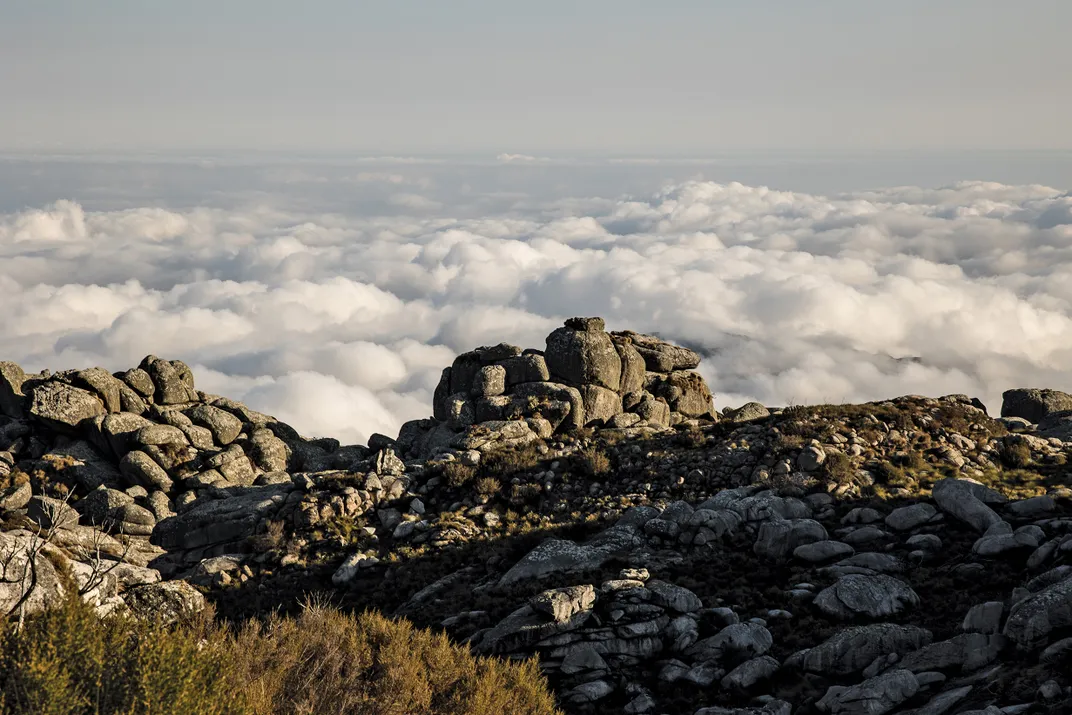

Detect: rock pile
397,318,716,459
3,333,1072,715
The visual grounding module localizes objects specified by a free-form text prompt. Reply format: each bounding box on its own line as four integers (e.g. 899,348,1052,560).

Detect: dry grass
0,595,560,715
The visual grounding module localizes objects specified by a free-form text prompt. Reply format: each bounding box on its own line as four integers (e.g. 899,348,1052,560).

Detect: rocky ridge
1,320,1072,715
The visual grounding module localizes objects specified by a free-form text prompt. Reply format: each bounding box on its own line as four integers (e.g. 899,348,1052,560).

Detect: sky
2,0,1071,155
2,3,1072,446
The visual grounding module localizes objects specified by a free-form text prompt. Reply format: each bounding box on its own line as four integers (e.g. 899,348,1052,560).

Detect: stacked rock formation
397,317,716,459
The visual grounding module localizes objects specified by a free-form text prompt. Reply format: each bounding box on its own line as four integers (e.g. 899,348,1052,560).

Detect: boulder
140,356,197,405
932,478,1005,533
1003,572,1072,649
30,382,106,431
73,367,124,413
0,361,27,417
803,624,932,676
186,403,243,445
816,669,918,715
1001,388,1072,423
122,580,207,623
814,574,920,620
612,330,701,372
545,318,622,391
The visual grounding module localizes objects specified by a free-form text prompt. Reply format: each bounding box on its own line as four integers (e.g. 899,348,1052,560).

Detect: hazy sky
2,0,1070,154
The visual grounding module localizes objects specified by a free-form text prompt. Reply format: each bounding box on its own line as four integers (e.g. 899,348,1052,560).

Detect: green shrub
821,452,854,485
1000,440,1032,469
0,596,560,715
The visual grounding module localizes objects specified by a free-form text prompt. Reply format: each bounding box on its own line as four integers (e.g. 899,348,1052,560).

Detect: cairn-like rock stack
396,317,716,459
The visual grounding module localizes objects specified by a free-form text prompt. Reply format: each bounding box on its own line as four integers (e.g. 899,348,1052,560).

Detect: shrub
1000,440,1032,469
574,445,611,478
821,452,855,485
443,462,477,488
0,596,560,715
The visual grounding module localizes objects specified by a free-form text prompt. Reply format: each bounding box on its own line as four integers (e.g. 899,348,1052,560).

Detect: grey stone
815,574,920,620
886,503,937,531
646,580,702,613
140,356,197,405
500,353,551,387
896,633,1006,674
612,330,700,372
0,362,27,417
803,624,933,676
471,364,506,397
581,384,623,424
686,622,772,663
932,478,1005,533
26,495,79,530
545,319,622,391
817,669,918,715
1001,388,1072,423
73,367,124,413
720,655,780,691
186,403,243,445
122,580,206,623
613,339,646,395
119,450,173,492
1003,571,1072,649
795,540,855,563
962,601,1004,634
30,382,105,431
754,518,828,561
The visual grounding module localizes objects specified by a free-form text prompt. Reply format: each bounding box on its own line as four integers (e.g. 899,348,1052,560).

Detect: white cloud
3,173,1072,445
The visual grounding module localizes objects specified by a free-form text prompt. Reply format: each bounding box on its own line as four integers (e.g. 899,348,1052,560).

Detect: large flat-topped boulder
1002,388,1072,424
399,318,718,459
545,317,622,391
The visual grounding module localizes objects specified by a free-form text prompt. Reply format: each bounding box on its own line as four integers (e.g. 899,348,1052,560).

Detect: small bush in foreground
0,596,560,715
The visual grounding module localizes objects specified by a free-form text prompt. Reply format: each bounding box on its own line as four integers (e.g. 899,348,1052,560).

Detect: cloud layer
2,173,1072,445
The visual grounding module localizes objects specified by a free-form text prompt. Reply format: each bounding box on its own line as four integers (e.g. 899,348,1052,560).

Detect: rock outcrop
399,318,715,460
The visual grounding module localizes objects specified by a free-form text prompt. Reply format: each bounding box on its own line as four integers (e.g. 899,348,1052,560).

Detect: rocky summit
2,318,1072,714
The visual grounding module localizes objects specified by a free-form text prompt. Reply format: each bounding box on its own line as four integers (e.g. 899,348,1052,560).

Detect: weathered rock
581,384,623,424
961,601,1004,635
1001,388,1072,423
140,356,197,405
122,580,207,623
530,584,596,623
612,330,701,372
471,365,507,397
754,518,828,561
119,450,173,492
720,655,780,691
885,503,937,531
646,370,714,418
152,482,293,551
0,362,27,417
545,318,622,391
686,622,773,663
30,382,105,431
100,412,154,458
895,633,1006,674
814,574,920,620
0,481,32,512
932,478,1005,533
816,669,918,715
73,367,124,413
646,580,702,613
26,495,79,530
186,403,243,445
804,624,933,676
1003,572,1072,649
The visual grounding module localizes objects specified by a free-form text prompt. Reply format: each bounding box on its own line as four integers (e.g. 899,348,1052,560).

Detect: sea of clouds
1,157,1071,445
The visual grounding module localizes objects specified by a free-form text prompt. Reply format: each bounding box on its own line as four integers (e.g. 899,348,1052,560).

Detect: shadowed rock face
402,318,717,460
1002,388,1072,424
